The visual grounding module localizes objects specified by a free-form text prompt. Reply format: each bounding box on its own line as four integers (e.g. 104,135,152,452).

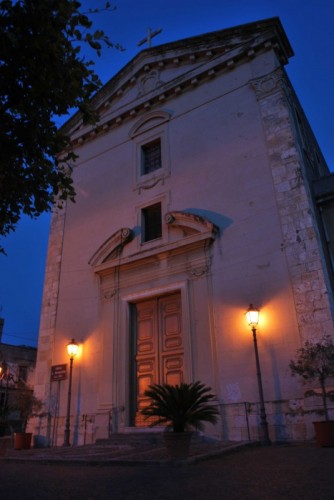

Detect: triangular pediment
63,17,292,142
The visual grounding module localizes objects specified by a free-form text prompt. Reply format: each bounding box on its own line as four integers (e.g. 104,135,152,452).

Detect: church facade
33,18,334,445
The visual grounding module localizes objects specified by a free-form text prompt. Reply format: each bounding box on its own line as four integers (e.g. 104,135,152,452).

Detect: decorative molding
138,176,164,193
128,110,171,139
250,68,291,100
89,228,133,267
137,70,165,97
189,265,210,278
63,18,293,144
92,211,218,275
102,289,117,302
165,211,219,237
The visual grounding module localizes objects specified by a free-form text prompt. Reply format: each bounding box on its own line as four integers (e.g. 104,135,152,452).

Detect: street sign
51,363,67,381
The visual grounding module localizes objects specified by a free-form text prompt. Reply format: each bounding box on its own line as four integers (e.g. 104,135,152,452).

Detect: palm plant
142,381,219,432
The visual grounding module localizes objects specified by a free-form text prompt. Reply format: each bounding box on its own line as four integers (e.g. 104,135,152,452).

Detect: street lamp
246,305,270,445
63,339,79,447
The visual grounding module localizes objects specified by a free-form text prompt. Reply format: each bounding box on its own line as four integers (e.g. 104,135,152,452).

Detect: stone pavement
0,441,334,499
0,435,249,465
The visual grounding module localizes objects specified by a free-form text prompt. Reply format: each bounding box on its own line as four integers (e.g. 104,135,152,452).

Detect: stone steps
96,431,218,448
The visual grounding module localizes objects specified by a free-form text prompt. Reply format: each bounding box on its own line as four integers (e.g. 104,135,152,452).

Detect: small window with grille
142,203,162,242
141,139,161,175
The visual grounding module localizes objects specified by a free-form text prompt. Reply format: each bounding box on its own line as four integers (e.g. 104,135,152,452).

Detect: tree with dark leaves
0,0,121,252
290,335,334,421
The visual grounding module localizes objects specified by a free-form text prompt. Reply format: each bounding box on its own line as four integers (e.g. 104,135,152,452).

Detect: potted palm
141,381,219,459
12,381,43,450
289,335,334,446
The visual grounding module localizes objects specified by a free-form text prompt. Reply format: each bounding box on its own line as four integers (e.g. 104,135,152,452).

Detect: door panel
160,294,184,387
133,293,183,427
135,300,158,425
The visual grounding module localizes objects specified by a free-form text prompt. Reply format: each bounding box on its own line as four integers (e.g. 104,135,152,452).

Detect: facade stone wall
32,19,334,446
34,205,66,402
252,68,334,342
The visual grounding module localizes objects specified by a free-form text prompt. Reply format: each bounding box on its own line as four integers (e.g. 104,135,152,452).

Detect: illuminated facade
33,18,334,445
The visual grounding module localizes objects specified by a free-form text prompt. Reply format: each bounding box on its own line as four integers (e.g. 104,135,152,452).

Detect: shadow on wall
269,346,289,441
184,208,233,235
73,367,82,446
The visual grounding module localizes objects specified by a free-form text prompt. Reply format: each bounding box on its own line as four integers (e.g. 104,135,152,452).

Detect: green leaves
289,336,334,383
142,381,220,433
289,335,334,420
0,0,121,252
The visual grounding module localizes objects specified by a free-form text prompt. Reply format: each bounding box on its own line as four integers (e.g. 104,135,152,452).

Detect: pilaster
252,68,334,341
34,205,67,400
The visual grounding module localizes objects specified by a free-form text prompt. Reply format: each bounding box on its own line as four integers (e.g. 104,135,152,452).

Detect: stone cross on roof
137,27,162,48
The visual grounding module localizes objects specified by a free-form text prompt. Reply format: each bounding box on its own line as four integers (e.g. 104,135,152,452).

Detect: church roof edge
61,16,293,136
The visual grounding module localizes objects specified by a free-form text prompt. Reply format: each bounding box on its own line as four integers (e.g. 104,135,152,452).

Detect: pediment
88,228,133,267
63,17,292,141
90,211,218,274
165,211,219,237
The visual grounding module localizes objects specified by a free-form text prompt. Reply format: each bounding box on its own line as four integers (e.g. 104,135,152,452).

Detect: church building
33,17,334,445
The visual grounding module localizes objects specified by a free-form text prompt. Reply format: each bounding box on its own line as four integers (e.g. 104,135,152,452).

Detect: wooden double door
130,293,184,427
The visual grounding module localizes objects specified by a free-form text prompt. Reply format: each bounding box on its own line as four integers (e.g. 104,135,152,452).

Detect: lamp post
245,305,270,445
63,339,79,447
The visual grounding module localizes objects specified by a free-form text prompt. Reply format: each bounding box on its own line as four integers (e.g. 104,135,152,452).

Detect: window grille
141,139,161,175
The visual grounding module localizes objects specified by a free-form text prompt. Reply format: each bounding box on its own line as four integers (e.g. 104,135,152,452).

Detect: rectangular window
141,139,161,175
142,203,162,242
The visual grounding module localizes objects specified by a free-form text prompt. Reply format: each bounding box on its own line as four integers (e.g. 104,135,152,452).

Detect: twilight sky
0,0,333,347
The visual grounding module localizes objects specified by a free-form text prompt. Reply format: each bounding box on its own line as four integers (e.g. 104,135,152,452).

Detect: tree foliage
289,336,334,420
0,0,120,251
11,379,43,431
142,381,219,433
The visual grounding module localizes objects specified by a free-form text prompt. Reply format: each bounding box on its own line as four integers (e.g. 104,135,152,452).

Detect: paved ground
0,442,334,499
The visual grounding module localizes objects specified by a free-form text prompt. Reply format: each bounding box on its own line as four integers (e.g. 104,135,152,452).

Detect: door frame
120,281,193,428
129,292,184,427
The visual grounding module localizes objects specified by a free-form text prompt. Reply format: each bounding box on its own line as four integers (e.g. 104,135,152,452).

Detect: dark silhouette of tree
0,0,122,252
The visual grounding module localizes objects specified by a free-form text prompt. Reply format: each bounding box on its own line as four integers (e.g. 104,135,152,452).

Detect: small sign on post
51,364,67,382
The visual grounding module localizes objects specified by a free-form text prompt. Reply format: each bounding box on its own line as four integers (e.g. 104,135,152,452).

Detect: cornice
64,20,292,148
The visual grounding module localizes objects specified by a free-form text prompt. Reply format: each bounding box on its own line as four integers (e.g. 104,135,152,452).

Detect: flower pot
163,431,192,459
313,421,334,447
14,432,33,450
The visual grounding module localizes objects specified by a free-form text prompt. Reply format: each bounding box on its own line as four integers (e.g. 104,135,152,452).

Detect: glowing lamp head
0,361,8,378
66,339,79,359
246,304,259,328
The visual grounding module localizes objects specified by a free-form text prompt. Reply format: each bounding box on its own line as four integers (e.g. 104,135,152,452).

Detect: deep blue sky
0,0,333,347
